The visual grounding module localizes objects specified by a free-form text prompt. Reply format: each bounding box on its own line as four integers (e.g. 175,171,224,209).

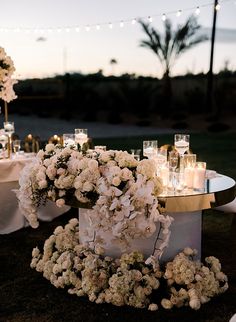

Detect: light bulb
176,10,182,17
215,3,221,11
162,13,166,21
195,6,200,15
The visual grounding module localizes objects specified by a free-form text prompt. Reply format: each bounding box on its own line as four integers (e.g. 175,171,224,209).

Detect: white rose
82,181,94,192
112,176,121,186
56,198,65,207
88,159,98,171
38,179,48,189
148,303,158,311
37,150,45,159
57,168,66,176
45,143,55,153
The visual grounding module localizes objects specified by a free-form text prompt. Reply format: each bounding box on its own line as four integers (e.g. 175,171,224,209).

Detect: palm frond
139,15,207,77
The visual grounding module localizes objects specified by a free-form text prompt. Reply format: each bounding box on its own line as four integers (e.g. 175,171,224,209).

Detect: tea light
4,122,14,133
64,138,75,146
193,162,206,191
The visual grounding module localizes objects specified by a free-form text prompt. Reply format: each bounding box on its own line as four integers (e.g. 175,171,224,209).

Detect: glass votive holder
183,154,197,168
183,154,197,189
63,133,76,147
130,149,141,161
13,139,21,156
75,129,88,147
193,162,206,191
143,140,158,159
3,121,15,136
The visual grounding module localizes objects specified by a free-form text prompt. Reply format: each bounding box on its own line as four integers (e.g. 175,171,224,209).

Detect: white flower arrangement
0,47,17,102
18,144,173,257
30,219,228,311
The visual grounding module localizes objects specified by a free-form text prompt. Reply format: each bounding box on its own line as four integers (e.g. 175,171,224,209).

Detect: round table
79,174,236,262
0,154,70,234
156,174,236,262
158,174,236,213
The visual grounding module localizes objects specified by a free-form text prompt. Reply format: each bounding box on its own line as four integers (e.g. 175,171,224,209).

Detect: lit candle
193,162,206,191
184,167,195,189
65,138,75,146
75,133,88,145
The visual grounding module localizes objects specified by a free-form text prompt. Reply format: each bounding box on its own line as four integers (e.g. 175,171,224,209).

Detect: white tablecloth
0,154,70,234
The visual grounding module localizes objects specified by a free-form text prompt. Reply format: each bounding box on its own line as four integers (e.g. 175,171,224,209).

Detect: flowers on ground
31,219,228,311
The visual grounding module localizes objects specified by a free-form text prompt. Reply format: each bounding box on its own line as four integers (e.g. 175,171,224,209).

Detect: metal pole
206,0,218,113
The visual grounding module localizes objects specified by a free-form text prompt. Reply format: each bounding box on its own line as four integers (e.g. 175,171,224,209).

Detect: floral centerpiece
18,144,173,258
0,47,17,121
18,144,229,311
0,47,17,100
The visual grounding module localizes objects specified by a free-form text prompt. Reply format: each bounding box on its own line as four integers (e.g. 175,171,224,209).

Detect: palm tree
139,16,207,106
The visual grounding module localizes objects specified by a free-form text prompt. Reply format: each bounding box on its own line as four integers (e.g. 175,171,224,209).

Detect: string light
0,0,233,35
176,9,182,17
162,13,167,21
195,6,201,15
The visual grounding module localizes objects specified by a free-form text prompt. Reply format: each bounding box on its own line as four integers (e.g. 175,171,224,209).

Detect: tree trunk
162,69,172,113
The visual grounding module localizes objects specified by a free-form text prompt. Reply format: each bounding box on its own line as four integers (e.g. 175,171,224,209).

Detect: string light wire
0,0,233,34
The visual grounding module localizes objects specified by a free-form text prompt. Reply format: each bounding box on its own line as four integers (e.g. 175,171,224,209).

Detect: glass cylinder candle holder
193,162,206,191
130,149,141,161
75,129,88,149
63,133,76,147
143,140,158,159
183,154,197,189
160,161,169,187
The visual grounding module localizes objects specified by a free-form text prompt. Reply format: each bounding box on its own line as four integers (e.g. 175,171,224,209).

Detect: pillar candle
193,162,206,190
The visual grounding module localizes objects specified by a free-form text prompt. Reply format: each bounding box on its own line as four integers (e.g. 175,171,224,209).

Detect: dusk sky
1,0,236,79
